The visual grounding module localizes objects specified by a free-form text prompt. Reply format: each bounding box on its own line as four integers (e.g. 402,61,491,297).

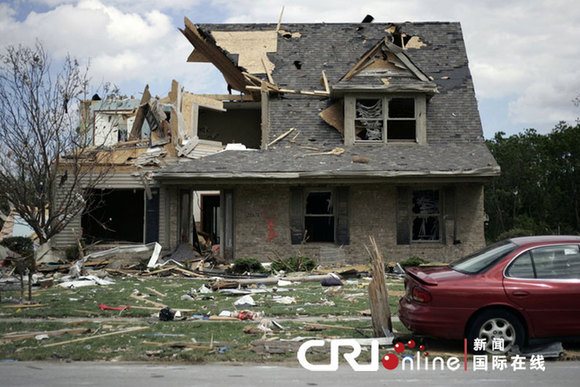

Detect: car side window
506,251,535,278
530,245,580,279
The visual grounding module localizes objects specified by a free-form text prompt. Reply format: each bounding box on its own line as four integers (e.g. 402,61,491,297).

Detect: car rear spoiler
405,266,438,286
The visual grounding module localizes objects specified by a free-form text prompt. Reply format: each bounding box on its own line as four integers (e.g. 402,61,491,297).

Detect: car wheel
467,309,525,354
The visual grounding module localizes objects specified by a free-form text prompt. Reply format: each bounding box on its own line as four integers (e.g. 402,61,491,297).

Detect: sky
0,0,579,138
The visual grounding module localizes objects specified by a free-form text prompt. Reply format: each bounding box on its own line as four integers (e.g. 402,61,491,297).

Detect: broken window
82,189,145,243
355,99,383,141
354,97,416,143
305,192,335,242
411,190,440,241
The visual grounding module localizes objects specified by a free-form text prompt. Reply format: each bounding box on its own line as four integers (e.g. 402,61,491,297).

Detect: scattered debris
321,273,343,287
234,295,257,307
352,155,370,164
43,326,149,348
159,307,176,321
98,303,131,311
272,296,296,305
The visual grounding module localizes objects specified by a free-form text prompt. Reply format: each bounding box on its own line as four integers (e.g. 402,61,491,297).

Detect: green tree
485,123,580,241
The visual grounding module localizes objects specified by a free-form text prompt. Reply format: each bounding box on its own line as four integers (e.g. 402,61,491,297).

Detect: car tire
467,309,525,354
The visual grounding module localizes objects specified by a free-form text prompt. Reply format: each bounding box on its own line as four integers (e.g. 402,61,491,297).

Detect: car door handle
511,291,530,297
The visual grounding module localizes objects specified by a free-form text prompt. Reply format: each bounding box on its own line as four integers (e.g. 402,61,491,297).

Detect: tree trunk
367,236,392,337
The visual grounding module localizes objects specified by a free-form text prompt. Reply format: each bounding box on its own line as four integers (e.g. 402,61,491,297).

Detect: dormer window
355,98,384,141
345,94,426,145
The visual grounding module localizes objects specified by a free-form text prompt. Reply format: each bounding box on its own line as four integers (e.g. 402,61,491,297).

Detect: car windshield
450,240,518,274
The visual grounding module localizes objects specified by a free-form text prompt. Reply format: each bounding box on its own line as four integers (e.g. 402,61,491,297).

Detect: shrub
0,236,34,257
495,228,533,241
271,256,316,272
64,244,84,262
231,258,267,274
399,256,429,268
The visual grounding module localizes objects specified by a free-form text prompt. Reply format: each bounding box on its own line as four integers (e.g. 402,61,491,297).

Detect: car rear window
450,241,518,274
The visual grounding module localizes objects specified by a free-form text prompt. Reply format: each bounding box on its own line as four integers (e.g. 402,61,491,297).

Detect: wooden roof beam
180,17,248,92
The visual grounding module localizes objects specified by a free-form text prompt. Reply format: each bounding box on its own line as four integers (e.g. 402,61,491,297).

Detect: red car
398,235,580,353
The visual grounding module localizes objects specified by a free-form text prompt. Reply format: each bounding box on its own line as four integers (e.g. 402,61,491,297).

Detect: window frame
344,93,426,146
304,190,336,243
410,188,442,243
504,244,580,280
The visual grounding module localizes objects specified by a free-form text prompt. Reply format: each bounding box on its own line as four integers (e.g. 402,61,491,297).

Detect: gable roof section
333,38,438,95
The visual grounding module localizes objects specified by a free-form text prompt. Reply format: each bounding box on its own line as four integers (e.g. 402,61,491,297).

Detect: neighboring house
55,18,500,264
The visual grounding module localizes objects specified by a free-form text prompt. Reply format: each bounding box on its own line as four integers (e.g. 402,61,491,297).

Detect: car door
503,244,580,338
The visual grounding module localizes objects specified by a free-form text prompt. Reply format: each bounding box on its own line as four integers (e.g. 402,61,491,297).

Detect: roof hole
293,60,302,70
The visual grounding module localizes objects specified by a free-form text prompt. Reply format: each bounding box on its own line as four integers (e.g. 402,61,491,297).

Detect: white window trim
344,94,426,146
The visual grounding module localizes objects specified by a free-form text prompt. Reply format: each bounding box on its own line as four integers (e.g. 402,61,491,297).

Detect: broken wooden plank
268,128,295,147
276,6,285,32
2,328,90,342
322,70,330,94
129,85,151,140
43,326,149,348
145,287,167,298
129,293,166,308
262,57,275,84
181,18,248,92
1,303,44,308
302,147,345,157
342,38,387,81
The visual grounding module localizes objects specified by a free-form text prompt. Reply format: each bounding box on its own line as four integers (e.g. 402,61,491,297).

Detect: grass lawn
0,276,408,363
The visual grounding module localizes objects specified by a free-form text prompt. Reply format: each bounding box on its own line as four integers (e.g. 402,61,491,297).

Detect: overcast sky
1,0,578,138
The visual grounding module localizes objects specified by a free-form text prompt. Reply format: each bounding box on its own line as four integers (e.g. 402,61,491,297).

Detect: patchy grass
0,276,407,363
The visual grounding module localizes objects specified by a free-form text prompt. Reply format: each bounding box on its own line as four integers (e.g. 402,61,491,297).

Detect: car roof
510,235,580,246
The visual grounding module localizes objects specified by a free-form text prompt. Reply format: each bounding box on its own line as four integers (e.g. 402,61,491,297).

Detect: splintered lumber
367,236,393,337
145,287,167,298
268,128,296,147
2,328,90,342
43,326,149,348
130,293,166,308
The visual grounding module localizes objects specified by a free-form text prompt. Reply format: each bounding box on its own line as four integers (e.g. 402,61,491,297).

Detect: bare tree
0,42,113,247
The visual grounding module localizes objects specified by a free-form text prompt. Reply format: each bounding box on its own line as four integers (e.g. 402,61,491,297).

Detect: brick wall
231,183,487,264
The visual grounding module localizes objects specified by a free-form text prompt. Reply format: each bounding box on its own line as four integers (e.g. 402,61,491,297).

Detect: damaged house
54,18,499,264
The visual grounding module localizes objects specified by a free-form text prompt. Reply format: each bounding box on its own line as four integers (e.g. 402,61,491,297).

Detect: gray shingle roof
157,21,498,180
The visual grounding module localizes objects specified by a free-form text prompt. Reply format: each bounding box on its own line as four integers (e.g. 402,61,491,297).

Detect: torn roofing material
164,21,497,180
187,22,484,146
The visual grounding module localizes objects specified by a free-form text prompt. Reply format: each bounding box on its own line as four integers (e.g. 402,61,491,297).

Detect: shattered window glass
355,99,383,141
411,190,440,241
